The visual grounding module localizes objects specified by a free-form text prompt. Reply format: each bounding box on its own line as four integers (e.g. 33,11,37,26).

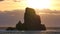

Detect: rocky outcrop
16,21,23,30
6,27,16,31
23,7,46,30
6,7,46,31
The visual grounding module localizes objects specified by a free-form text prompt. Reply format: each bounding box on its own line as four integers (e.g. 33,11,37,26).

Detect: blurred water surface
0,29,60,34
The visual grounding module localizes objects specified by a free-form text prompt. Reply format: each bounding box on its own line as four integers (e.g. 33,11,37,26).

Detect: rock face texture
16,21,23,30
23,7,46,30
6,7,46,31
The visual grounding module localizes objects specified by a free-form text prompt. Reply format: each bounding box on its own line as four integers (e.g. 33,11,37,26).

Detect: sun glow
27,0,51,9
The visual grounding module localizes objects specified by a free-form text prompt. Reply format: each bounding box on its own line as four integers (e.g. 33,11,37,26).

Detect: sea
0,27,60,34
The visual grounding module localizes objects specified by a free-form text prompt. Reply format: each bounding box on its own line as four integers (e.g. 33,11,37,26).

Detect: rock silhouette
23,7,46,30
6,27,16,31
6,7,46,31
16,21,23,30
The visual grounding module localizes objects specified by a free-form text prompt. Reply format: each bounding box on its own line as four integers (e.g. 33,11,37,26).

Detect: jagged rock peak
25,7,36,14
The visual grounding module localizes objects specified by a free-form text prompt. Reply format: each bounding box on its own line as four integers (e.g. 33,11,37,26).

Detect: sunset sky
0,0,60,27
0,0,60,11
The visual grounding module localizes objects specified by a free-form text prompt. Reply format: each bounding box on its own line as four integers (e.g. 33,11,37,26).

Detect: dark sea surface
0,27,60,34
0,29,60,34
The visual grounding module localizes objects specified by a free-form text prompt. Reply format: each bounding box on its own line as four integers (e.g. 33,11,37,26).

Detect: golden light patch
27,0,51,9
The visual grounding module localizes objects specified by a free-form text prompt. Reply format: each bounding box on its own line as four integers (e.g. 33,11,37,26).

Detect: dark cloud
0,10,24,27
0,9,60,27
14,0,21,2
0,0,4,1
41,14,60,27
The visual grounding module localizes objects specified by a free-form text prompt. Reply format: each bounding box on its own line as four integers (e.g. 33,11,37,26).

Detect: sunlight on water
21,31,25,32
46,30,56,32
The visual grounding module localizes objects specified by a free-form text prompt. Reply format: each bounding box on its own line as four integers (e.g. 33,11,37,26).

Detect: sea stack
24,7,46,30
6,7,46,31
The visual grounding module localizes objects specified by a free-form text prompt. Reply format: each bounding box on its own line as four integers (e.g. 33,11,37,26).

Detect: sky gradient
0,0,60,10
0,0,60,27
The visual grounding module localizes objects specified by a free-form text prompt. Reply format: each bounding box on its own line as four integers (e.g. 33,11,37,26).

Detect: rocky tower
24,7,46,30
6,7,46,31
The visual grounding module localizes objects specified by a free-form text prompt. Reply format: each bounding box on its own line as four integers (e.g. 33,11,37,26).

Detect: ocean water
0,29,60,34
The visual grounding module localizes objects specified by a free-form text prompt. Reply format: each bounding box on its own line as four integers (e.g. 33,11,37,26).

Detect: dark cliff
6,7,46,31
23,7,46,30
